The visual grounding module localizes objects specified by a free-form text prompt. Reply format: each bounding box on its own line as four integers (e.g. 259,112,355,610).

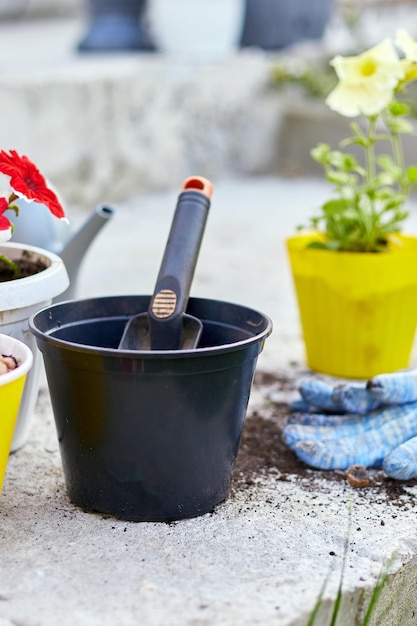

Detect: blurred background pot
148,0,245,58
78,0,155,51
240,0,333,50
0,243,69,451
0,334,33,492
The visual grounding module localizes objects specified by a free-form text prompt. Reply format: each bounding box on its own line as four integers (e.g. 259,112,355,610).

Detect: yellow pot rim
286,231,417,255
0,334,33,386
286,231,417,297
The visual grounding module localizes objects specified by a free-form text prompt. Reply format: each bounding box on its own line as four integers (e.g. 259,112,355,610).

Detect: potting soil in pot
0,254,47,281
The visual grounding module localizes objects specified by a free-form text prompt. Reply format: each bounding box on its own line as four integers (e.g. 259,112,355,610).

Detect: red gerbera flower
0,196,12,242
0,150,66,220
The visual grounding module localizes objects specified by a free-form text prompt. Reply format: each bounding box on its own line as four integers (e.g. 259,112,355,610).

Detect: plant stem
391,130,407,194
365,117,377,186
0,253,19,278
363,116,380,249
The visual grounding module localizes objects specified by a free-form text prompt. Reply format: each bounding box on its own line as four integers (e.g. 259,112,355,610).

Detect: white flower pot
147,0,245,58
0,242,69,451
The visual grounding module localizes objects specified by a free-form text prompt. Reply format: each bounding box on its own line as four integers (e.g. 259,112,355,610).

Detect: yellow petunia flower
396,29,417,61
326,82,394,117
325,39,404,117
395,30,417,84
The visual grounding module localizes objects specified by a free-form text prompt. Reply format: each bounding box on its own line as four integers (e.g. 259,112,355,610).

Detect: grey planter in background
78,0,155,52
240,0,333,50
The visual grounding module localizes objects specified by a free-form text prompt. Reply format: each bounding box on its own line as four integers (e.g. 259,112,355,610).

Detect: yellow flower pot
0,334,33,491
287,232,417,379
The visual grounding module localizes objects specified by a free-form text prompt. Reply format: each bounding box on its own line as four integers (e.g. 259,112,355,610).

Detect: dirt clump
232,370,417,508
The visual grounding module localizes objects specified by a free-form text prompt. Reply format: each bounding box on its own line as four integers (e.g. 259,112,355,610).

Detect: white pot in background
147,0,245,58
0,242,69,451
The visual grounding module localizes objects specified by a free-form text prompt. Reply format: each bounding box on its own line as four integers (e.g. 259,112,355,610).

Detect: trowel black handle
149,176,212,327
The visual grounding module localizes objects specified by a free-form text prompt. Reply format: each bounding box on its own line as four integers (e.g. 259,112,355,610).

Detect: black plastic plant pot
29,296,272,522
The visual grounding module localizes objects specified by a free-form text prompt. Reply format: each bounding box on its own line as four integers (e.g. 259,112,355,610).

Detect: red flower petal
0,197,8,216
0,213,11,231
0,150,66,219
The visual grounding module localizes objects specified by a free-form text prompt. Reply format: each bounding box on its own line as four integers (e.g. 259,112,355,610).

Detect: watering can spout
57,204,115,302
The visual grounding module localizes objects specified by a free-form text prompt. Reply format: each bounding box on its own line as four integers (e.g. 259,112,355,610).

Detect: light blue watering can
11,199,115,302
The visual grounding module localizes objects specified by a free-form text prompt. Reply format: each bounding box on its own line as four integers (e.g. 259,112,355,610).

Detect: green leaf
373,186,400,201
388,101,409,117
379,194,407,212
321,198,352,215
349,121,367,140
386,118,413,134
375,172,397,186
306,241,328,250
326,171,355,186
325,150,351,169
326,239,342,251
377,155,396,171
341,154,362,172
342,208,362,220
407,166,417,183
0,254,19,278
340,136,368,148
310,143,331,163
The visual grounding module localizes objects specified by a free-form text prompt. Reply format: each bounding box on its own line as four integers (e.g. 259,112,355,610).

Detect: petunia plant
303,30,417,252
0,150,67,277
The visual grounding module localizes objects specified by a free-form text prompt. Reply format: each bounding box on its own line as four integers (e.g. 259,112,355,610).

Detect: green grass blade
306,497,354,626
360,566,391,626
329,496,353,626
305,570,331,626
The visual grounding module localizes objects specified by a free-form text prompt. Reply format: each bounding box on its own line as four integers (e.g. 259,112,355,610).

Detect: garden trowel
118,176,213,351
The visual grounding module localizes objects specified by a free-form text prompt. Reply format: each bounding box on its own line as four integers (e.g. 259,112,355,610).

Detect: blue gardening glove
284,371,417,479
383,436,417,480
290,370,417,415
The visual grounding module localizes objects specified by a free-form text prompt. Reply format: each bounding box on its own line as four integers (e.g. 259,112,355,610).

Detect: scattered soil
0,252,47,281
231,370,417,507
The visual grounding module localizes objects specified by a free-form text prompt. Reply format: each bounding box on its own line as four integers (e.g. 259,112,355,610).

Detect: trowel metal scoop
118,176,213,351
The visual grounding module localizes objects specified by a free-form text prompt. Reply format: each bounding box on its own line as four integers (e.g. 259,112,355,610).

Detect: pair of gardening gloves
283,369,417,480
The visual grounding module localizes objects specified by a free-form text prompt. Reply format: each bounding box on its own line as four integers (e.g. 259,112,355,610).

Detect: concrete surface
2,176,417,626
3,389,417,626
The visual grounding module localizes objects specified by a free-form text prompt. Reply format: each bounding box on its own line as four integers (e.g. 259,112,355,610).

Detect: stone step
0,17,283,207
0,0,82,20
